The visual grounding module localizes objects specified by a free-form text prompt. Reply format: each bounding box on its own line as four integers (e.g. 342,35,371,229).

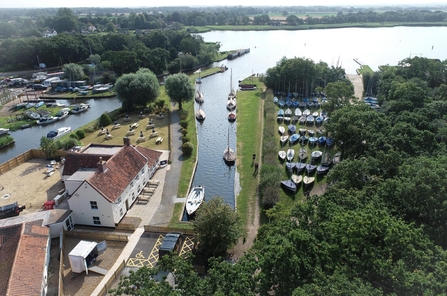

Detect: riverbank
188,21,447,33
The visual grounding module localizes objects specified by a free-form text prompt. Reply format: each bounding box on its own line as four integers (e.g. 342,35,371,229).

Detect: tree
324,80,354,115
62,63,85,81
40,136,57,158
164,73,194,110
115,68,160,111
105,21,116,32
192,196,242,259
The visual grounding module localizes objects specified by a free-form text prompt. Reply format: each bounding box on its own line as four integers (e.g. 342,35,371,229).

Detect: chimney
97,156,106,172
123,137,130,146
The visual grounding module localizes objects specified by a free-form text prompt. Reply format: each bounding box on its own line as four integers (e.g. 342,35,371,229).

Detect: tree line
1,6,447,39
0,24,220,74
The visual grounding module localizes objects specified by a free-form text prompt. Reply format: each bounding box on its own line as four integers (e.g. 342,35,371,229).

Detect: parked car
32,84,48,90
158,233,183,259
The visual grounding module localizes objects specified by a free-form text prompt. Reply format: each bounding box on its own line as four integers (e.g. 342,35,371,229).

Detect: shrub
99,113,112,127
182,136,190,143
63,138,79,150
181,128,188,136
69,133,79,140
179,109,188,119
76,129,86,139
180,115,188,121
261,185,280,209
182,142,194,155
180,120,188,129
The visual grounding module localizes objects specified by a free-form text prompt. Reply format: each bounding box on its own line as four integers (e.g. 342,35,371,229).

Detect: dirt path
347,74,364,100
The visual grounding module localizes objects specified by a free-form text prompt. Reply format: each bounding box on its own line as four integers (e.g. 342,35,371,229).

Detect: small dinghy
291,174,303,185
281,180,297,193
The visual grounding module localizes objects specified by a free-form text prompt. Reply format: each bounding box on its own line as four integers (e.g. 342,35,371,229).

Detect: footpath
91,108,184,295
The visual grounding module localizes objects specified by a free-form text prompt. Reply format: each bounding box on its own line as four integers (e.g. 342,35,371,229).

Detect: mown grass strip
236,78,263,231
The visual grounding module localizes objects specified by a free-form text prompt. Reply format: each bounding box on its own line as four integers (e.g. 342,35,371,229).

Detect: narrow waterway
189,70,238,210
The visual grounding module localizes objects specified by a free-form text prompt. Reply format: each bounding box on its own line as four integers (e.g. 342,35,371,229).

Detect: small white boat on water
0,128,10,135
37,116,57,125
186,185,205,215
70,104,89,114
196,108,206,121
54,109,69,120
46,126,71,140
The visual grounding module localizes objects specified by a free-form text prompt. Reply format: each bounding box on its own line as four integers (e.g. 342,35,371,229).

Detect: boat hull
186,186,205,216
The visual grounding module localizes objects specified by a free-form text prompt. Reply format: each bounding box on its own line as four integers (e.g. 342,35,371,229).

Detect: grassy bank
235,78,264,231
188,21,447,33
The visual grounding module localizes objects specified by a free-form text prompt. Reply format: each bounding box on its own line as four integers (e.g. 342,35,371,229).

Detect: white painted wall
68,182,115,227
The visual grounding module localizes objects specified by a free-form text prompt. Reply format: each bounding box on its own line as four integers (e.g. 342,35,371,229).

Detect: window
130,181,134,188
120,208,123,216
132,192,136,201
93,216,101,225
135,173,139,180
116,197,122,204
90,201,98,210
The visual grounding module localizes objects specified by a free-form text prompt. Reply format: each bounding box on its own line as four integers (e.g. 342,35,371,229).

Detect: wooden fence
58,232,66,296
65,230,129,242
143,225,195,236
0,149,67,175
96,260,126,296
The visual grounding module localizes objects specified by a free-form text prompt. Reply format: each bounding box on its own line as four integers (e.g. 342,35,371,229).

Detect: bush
179,109,188,119
182,142,194,155
63,138,79,150
99,113,112,127
181,128,188,136
261,185,280,209
69,133,79,140
180,115,188,121
182,136,190,143
76,129,86,139
180,120,188,129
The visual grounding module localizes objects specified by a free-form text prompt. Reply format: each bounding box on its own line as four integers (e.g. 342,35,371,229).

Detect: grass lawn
235,78,264,232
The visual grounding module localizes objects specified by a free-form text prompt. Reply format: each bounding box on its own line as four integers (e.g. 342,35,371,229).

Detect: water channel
2,27,447,208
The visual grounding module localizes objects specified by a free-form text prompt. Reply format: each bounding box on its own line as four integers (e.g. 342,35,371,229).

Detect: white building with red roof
62,138,162,227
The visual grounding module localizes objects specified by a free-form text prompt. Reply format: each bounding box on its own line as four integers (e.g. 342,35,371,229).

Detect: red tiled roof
135,146,162,164
0,224,22,296
62,152,112,176
87,145,149,202
5,220,49,296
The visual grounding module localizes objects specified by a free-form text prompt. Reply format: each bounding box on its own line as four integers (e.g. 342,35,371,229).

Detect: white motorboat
37,116,57,125
70,104,89,114
46,127,72,140
54,110,69,120
186,185,205,215
0,128,10,135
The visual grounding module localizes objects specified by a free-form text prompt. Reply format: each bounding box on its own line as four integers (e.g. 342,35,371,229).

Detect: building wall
67,182,115,227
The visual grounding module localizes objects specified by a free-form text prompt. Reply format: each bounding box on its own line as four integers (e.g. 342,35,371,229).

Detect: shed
68,240,106,274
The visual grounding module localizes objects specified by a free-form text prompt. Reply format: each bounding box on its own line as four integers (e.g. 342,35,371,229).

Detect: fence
96,260,126,296
58,231,66,296
65,230,129,242
143,225,195,236
0,149,67,175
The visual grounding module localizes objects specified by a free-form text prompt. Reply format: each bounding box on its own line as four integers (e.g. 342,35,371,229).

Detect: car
158,233,183,260
32,84,47,90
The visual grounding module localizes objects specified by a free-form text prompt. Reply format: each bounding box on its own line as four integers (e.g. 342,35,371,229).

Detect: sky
1,0,446,9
